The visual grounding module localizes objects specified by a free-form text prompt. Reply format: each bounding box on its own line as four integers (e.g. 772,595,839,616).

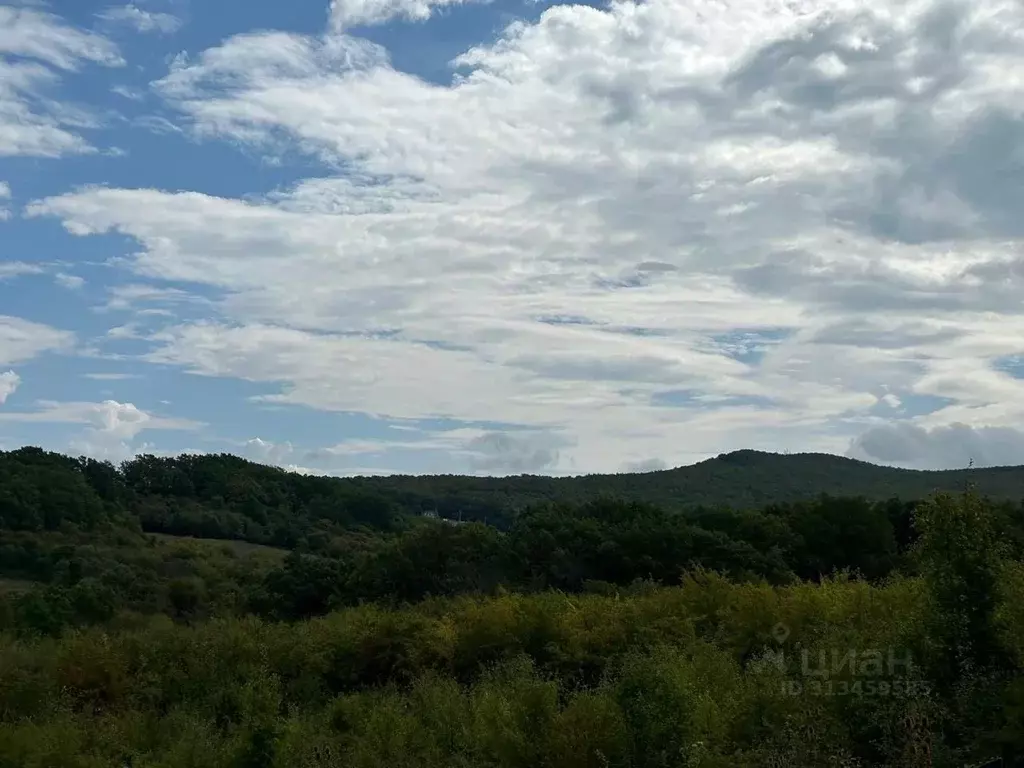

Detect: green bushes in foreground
0,566,1018,767
0,491,1022,766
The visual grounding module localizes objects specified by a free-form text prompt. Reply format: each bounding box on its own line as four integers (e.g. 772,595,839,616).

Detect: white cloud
54,272,85,290
27,0,1024,471
0,180,9,219
0,261,44,280
111,83,144,101
243,436,296,465
101,282,210,312
328,0,487,29
0,7,122,157
237,428,569,476
66,437,155,463
106,323,142,339
0,370,20,404
0,398,203,461
0,398,200,437
130,114,183,135
96,4,182,35
879,393,901,409
82,372,141,381
0,315,73,365
0,7,121,69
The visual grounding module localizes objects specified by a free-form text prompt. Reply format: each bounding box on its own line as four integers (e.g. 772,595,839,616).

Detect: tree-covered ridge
351,448,1022,512
7,442,1024,636
5,443,1024,634
1,445,1018,541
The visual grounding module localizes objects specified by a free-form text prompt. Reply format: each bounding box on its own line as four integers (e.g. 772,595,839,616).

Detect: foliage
2,446,1024,764
0,561,1017,766
5,445,1024,546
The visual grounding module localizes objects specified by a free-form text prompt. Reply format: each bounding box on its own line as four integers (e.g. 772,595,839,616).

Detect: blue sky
3,0,1024,475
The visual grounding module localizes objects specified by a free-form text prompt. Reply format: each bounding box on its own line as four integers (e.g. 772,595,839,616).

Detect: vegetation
2,445,1024,765
6,446,1023,543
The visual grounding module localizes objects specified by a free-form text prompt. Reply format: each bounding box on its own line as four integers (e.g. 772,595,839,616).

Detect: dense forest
2,446,1024,765
3,445,1019,543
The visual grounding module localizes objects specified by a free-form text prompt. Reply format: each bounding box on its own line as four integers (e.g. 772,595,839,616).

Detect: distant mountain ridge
360,448,1018,514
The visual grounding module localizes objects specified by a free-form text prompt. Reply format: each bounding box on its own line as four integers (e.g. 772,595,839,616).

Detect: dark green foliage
775,495,902,580
6,445,1024,550
507,499,795,590
913,491,1013,690
8,445,1024,638
342,448,1024,519
350,521,511,603
4,445,1024,764
0,551,1017,767
0,449,108,531
0,529,284,637
254,551,349,620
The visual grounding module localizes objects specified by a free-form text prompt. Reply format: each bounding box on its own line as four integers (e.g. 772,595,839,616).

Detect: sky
2,0,1024,476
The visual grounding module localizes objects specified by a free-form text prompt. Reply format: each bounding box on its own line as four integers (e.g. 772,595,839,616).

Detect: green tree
913,490,1011,689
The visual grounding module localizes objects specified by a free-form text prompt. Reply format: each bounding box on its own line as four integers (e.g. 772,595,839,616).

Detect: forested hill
371,448,1008,515
1,445,1019,541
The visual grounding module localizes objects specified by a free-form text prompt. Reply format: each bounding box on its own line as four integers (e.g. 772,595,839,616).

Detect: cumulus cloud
239,437,366,475
0,7,122,157
26,0,1024,471
0,398,203,461
0,180,9,219
0,398,200,437
96,4,182,35
243,436,296,466
0,370,19,404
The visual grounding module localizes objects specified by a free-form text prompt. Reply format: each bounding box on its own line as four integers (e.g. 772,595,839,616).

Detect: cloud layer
328,0,486,29
0,6,122,156
96,4,182,35
6,0,1024,472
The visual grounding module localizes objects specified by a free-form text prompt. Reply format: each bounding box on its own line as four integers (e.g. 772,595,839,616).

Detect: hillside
366,449,1007,516
1,446,1018,539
